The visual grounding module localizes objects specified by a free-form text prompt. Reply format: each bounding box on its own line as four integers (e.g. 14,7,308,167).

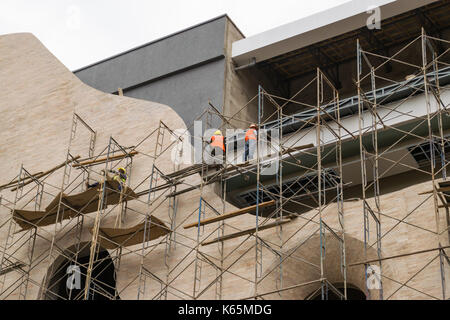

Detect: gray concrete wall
74,15,229,131
124,58,225,132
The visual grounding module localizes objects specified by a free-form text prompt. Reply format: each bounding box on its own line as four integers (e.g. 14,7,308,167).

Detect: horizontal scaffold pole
348,245,450,267
11,155,81,191
202,219,291,246
0,171,43,190
0,262,25,276
184,200,276,229
418,186,450,195
73,151,138,168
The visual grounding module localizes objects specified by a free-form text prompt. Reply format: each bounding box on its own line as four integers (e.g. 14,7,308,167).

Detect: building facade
0,0,449,300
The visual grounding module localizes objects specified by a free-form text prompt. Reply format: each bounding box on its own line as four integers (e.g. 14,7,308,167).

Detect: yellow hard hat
214,130,222,135
118,167,126,174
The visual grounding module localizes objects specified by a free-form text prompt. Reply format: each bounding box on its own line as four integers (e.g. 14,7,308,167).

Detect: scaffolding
0,113,177,300
351,29,450,300
0,30,448,300
133,68,347,300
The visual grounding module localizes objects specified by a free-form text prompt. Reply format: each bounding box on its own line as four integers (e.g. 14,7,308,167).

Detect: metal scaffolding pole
355,30,449,300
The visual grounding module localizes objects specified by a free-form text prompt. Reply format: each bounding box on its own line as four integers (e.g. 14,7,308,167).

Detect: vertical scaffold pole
276,86,284,294
41,113,79,299
254,85,263,299
370,66,383,300
317,69,326,300
84,136,113,300
357,39,371,300
421,29,446,300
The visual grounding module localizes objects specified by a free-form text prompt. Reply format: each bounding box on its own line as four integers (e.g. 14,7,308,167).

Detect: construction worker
86,167,127,191
210,130,226,164
243,123,257,162
112,167,127,191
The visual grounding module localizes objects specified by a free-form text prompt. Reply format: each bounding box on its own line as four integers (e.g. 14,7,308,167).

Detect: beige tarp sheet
96,216,170,249
13,179,138,230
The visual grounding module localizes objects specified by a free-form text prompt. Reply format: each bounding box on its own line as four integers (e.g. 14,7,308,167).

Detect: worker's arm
99,169,112,181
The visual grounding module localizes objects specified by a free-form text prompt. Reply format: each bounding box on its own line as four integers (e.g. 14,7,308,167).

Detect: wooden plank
73,151,138,168
11,156,81,191
349,245,450,267
166,164,220,179
202,219,291,246
166,165,203,179
184,200,276,229
284,143,315,153
168,175,223,197
0,171,44,189
0,262,25,276
168,144,315,198
418,185,450,195
135,180,184,197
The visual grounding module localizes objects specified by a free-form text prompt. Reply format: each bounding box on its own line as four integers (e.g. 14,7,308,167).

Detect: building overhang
231,0,439,67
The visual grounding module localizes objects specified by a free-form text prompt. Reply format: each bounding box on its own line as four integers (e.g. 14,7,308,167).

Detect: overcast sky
0,0,351,70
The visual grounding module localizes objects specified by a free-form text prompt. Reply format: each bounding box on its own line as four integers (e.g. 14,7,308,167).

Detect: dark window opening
239,170,341,207
309,286,366,300
408,139,450,168
44,246,118,300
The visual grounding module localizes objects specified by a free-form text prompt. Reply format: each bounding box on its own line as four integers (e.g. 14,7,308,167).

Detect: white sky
0,0,351,70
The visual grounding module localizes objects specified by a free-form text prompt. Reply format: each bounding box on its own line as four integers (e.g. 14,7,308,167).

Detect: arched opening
42,242,119,300
307,283,366,300
255,234,393,300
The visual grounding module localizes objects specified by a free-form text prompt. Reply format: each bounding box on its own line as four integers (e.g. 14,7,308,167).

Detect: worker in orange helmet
210,129,226,164
243,123,258,162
